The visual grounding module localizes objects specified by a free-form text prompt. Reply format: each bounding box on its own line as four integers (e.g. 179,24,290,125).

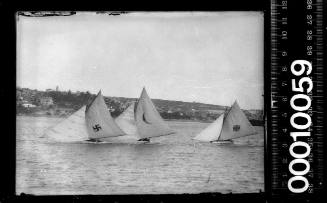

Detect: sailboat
84,90,125,142
193,100,257,144
43,106,89,142
115,102,138,136
134,87,175,142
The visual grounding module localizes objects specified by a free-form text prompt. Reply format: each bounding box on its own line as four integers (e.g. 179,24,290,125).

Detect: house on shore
22,103,36,108
37,96,54,107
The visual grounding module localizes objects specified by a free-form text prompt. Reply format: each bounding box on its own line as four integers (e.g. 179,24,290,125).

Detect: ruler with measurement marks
269,0,325,200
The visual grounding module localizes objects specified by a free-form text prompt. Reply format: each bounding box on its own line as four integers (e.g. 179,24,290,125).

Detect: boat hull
210,140,233,144
138,138,150,143
85,139,103,143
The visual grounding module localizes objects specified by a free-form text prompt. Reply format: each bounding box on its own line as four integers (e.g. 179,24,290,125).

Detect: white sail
43,106,89,142
192,113,224,142
218,101,257,140
115,102,138,135
85,91,125,139
134,88,175,139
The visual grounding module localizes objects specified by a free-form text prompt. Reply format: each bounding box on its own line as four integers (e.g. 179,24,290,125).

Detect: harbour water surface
16,116,264,195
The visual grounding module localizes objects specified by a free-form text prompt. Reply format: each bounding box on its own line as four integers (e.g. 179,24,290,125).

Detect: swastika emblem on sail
93,124,102,132
233,125,240,131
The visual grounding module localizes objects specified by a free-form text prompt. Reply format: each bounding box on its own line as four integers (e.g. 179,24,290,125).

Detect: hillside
16,87,264,125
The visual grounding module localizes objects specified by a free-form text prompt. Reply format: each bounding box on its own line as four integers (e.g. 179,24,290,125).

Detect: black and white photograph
16,11,264,195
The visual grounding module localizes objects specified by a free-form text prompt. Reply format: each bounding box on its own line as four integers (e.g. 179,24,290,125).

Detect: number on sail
233,125,240,132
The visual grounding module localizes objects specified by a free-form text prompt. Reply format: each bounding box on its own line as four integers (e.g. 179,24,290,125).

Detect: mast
213,106,230,141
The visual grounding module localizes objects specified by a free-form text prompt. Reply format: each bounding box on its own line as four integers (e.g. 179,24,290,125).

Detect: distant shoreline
16,114,264,126
15,114,208,122
16,114,67,118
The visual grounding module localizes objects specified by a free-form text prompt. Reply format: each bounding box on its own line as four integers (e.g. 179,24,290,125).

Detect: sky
17,12,264,110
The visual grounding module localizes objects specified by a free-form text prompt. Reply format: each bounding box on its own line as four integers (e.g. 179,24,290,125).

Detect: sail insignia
142,113,151,124
92,124,102,132
233,125,240,131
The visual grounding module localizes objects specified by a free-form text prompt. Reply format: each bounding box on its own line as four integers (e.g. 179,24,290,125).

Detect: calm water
16,116,264,195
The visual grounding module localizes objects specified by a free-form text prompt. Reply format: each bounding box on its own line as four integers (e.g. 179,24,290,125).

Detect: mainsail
218,101,257,140
192,113,224,142
85,91,125,139
134,88,175,139
43,106,89,142
115,102,138,135
193,100,257,142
